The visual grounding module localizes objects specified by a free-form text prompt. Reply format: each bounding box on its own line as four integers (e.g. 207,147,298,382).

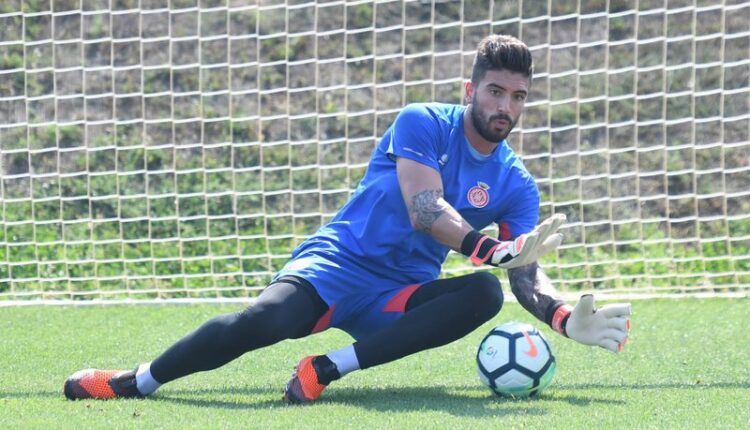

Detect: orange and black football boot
64,368,142,400
283,355,339,404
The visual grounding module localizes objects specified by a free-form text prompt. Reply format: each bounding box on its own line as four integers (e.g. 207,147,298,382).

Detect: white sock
326,345,360,377
135,362,162,395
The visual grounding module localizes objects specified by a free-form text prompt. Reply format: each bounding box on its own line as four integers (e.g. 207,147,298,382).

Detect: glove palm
566,295,632,353
492,214,566,268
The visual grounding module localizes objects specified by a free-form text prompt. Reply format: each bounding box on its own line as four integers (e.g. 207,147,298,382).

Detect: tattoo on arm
410,189,446,234
507,262,562,323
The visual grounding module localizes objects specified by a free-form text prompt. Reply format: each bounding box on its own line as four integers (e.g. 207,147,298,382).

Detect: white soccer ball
476,321,556,397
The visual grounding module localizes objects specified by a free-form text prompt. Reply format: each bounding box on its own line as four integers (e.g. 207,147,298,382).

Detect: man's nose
496,94,510,113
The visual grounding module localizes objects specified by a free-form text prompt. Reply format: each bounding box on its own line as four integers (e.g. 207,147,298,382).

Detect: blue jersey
279,103,539,288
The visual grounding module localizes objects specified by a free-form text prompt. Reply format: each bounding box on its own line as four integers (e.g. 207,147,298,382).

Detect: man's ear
463,80,473,105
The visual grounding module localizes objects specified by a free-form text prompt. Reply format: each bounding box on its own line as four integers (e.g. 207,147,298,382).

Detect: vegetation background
0,2,748,428
0,0,748,300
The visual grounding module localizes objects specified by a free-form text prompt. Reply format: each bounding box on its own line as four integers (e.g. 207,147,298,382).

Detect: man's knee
240,301,302,341
238,279,328,341
197,312,254,354
467,271,504,318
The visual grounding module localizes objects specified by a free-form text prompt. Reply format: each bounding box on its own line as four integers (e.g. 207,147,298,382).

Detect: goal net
1,0,748,303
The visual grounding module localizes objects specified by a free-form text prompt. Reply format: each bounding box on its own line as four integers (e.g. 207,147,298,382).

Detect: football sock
311,355,341,385
135,362,161,396
325,345,360,378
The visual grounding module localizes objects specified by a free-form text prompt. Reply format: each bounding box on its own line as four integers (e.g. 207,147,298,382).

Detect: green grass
1,299,749,429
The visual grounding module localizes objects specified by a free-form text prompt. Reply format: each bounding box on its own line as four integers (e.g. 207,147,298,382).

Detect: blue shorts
273,251,430,340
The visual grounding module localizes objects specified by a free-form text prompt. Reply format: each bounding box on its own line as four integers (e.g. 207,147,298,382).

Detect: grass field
1,298,749,429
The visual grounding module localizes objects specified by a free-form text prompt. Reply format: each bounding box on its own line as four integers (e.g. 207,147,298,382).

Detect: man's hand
563,295,632,353
465,213,566,268
491,214,565,268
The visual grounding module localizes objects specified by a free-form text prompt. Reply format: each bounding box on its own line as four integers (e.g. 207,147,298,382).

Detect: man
64,35,631,403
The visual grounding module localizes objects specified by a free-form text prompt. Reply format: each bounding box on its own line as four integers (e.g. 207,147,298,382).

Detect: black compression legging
355,271,503,369
150,272,503,384
150,276,328,384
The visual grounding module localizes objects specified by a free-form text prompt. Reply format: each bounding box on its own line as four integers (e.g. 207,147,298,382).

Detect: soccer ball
476,321,556,397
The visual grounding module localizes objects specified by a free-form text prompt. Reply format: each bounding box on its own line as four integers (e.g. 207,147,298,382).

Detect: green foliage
347,2,372,29
0,0,20,13
2,1,750,299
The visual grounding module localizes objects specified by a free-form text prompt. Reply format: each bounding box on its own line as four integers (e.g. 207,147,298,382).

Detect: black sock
312,356,341,385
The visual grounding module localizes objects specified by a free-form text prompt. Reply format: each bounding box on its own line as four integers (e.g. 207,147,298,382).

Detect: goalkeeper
65,35,631,403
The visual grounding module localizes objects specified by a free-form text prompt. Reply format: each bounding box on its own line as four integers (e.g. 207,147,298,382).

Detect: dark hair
471,35,533,84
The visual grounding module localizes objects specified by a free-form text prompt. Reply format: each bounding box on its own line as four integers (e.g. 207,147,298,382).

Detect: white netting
0,0,748,303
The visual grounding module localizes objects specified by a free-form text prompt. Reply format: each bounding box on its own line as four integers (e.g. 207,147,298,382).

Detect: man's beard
470,94,516,143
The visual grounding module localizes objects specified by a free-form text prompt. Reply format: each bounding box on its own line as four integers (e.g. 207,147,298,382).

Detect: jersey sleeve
386,104,442,171
497,179,540,240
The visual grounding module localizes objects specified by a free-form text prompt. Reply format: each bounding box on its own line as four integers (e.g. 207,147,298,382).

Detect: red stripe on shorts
382,284,422,313
311,303,336,334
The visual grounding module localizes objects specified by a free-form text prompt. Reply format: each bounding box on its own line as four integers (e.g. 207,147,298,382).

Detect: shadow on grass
156,385,549,418
153,384,627,416
3,380,747,415
1,390,62,399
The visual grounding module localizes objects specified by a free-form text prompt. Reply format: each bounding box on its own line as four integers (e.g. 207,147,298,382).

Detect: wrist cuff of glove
460,231,501,266
549,303,574,337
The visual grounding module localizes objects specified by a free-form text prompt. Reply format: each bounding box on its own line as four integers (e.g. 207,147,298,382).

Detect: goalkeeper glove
550,295,632,353
460,214,566,269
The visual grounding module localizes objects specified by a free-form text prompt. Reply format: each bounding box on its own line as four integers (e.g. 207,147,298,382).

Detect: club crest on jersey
467,181,490,208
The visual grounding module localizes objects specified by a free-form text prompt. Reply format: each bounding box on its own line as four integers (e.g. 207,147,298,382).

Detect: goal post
1,0,748,303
